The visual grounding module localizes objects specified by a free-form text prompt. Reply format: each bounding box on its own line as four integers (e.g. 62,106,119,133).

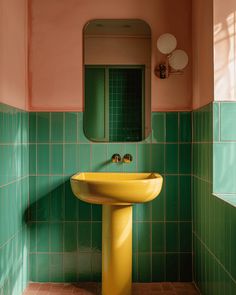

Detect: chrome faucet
123,154,133,163
111,154,121,163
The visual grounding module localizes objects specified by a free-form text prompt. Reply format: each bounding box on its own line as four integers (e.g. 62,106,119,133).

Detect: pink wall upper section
214,0,236,101
192,0,214,109
0,0,28,110
29,0,192,111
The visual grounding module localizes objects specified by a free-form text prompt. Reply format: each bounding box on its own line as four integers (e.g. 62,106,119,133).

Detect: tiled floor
23,282,200,295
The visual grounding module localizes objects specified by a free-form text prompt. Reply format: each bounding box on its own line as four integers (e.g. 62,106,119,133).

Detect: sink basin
70,172,163,295
70,172,163,205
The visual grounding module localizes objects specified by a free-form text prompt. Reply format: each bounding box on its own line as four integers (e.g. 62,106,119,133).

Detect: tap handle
111,154,121,163
123,154,133,163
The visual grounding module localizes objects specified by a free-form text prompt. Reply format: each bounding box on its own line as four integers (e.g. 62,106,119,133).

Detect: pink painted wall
29,0,192,111
192,0,214,109
0,0,28,110
214,0,236,101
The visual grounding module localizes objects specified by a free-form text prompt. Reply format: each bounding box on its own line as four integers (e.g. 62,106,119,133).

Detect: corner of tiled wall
193,102,236,294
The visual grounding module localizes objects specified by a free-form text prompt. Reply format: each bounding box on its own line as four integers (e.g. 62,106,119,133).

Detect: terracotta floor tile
38,284,53,291
161,283,174,291
23,291,37,295
27,283,42,291
25,282,199,295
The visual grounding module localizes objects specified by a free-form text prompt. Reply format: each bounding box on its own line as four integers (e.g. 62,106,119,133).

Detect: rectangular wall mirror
83,19,151,142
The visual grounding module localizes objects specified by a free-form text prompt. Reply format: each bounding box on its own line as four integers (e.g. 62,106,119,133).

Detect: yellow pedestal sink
70,172,163,295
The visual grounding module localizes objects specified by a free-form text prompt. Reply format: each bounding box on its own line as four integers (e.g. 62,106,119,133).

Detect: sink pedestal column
102,205,132,295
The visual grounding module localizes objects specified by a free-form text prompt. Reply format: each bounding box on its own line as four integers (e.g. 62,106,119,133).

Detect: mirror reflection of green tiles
84,66,144,142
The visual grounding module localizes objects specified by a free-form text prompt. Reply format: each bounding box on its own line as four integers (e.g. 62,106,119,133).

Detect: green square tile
138,253,151,282
65,112,77,143
50,177,64,221
203,105,212,142
166,222,179,252
29,176,37,221
91,253,102,281
213,102,220,142
151,144,164,173
78,113,90,143
78,222,91,251
29,223,37,252
180,222,192,252
132,222,138,253
63,253,77,282
152,254,165,282
224,203,231,270
166,113,178,142
137,144,151,172
132,254,138,282
179,176,191,221
78,200,91,221
107,144,123,172
152,113,165,142
91,144,107,172
136,203,151,221
51,144,63,174
37,223,49,252
214,143,236,193
50,223,63,252
166,176,179,221
220,103,236,141
37,254,50,282
230,206,236,279
165,144,178,174
64,144,79,175
29,254,37,281
64,179,78,221
36,176,50,221
2,280,9,295
231,279,236,294
29,144,36,174
78,253,92,281
29,112,36,143
37,144,50,174
50,254,63,282
37,113,50,143
166,253,179,281
193,111,199,143
51,113,63,143
180,253,192,281
78,144,91,171
92,222,102,251
179,144,191,174
123,144,137,172
138,222,150,252
64,222,77,252
179,112,192,143
92,205,102,221
152,222,164,252
152,186,165,222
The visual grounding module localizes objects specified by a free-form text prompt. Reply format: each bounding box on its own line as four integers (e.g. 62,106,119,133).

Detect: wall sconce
154,33,188,79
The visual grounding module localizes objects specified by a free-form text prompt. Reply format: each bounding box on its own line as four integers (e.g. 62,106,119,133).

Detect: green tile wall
0,103,29,295
109,68,143,142
28,111,192,283
213,102,236,194
2,100,236,292
193,103,236,294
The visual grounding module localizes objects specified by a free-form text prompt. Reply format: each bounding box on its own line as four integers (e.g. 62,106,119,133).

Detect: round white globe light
168,49,188,70
157,33,177,54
